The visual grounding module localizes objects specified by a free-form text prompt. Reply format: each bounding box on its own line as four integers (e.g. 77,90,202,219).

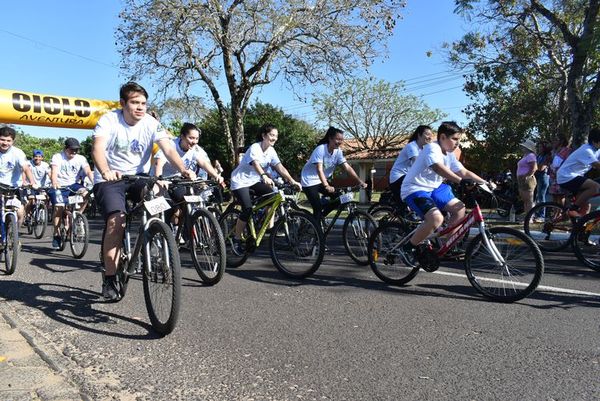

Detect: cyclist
0,126,37,227
556,127,600,218
229,123,301,255
300,126,367,225
24,149,50,225
92,82,195,301
388,125,434,205
400,121,488,264
154,122,224,227
48,138,94,250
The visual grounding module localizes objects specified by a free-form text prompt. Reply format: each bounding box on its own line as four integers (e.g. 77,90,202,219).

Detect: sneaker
52,236,61,250
401,242,417,266
102,275,121,302
231,237,246,256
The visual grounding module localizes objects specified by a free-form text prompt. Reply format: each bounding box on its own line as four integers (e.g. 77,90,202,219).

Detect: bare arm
250,160,273,187
316,163,334,193
154,157,165,177
196,158,224,184
430,163,463,184
342,162,367,188
157,138,196,180
273,163,301,190
50,165,59,188
92,136,119,181
22,164,36,187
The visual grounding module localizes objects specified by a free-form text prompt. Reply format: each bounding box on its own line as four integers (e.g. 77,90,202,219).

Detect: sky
0,1,472,142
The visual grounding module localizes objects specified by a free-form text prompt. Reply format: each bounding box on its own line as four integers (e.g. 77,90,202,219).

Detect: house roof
342,136,408,161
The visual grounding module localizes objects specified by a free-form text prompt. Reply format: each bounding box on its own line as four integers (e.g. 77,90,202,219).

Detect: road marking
433,269,600,297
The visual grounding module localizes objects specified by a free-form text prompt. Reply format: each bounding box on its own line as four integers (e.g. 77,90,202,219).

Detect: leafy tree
117,0,404,164
313,78,445,153
450,0,600,147
13,130,63,162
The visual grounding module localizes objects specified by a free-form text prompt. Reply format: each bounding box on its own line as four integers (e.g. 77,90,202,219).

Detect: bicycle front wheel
368,222,419,285
572,210,600,272
190,208,226,285
69,212,89,259
524,202,573,252
3,214,18,275
465,226,544,303
270,210,324,278
219,208,250,268
33,204,47,239
343,210,377,265
141,220,182,336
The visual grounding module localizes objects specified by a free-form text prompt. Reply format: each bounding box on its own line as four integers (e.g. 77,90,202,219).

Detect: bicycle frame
320,186,361,237
0,194,18,245
247,192,285,246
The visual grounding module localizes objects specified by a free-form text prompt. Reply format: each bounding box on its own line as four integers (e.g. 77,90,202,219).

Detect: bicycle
160,176,226,285
0,184,20,275
100,175,182,335
24,187,49,239
317,185,377,265
368,183,544,303
52,186,90,259
220,182,325,278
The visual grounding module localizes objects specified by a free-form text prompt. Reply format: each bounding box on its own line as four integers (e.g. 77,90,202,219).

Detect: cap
33,149,44,157
520,138,536,153
64,137,81,150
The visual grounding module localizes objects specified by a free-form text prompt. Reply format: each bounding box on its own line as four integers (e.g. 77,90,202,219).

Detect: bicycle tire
69,212,89,259
190,208,226,285
343,210,377,265
33,203,47,239
368,222,419,285
369,205,395,224
58,218,67,252
141,220,182,336
26,212,33,235
270,210,324,278
571,210,600,272
3,214,18,275
219,208,250,268
465,226,544,303
524,202,573,252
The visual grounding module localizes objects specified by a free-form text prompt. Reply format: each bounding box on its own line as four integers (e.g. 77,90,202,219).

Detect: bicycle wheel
523,202,573,252
32,204,47,239
465,226,544,302
368,222,419,285
190,208,226,285
3,214,19,275
369,205,395,224
69,212,89,259
219,208,250,268
26,212,33,235
270,210,324,278
343,210,377,265
141,220,182,336
572,210,600,272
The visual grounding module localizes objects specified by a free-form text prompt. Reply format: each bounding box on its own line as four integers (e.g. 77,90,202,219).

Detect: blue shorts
48,184,84,206
558,176,587,194
403,183,456,219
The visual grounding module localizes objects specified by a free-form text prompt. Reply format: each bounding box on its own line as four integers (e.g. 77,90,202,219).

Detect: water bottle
509,204,516,222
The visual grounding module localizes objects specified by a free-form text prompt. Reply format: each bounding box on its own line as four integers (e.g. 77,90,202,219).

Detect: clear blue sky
1,1,471,141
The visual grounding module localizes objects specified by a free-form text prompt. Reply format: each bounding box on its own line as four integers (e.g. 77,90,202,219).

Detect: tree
154,96,208,125
313,78,445,153
117,0,404,164
14,130,63,162
450,0,600,147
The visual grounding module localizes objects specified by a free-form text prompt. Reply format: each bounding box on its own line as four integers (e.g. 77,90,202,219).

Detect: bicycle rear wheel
270,210,324,278
572,210,600,272
524,202,573,252
369,205,395,224
33,204,47,239
465,226,544,302
3,214,18,275
219,208,250,268
190,208,226,285
343,210,377,265
368,222,419,285
142,220,182,336
69,212,89,259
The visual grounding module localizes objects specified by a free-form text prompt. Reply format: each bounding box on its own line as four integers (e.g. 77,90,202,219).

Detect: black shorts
558,176,588,194
93,179,147,220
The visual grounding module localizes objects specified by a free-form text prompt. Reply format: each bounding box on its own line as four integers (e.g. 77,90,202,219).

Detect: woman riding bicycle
229,124,301,255
300,126,366,225
388,125,434,205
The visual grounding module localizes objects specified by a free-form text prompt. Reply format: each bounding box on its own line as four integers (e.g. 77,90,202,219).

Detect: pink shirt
517,153,536,177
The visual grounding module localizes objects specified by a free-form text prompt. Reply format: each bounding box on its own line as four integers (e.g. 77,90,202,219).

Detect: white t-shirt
401,142,464,199
51,152,89,187
230,142,281,190
389,141,420,184
0,146,28,186
155,137,210,179
300,144,346,187
30,160,50,187
92,110,169,183
557,143,600,184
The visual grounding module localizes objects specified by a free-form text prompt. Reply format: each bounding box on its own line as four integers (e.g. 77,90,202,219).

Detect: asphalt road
1,217,599,401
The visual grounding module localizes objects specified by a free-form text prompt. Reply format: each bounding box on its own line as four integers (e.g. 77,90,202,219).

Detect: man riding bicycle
92,82,195,301
49,138,94,250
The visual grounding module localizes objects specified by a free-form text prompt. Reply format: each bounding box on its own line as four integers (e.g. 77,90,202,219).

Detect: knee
106,213,126,232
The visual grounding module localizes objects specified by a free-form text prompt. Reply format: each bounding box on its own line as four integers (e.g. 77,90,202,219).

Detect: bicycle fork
476,222,508,271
